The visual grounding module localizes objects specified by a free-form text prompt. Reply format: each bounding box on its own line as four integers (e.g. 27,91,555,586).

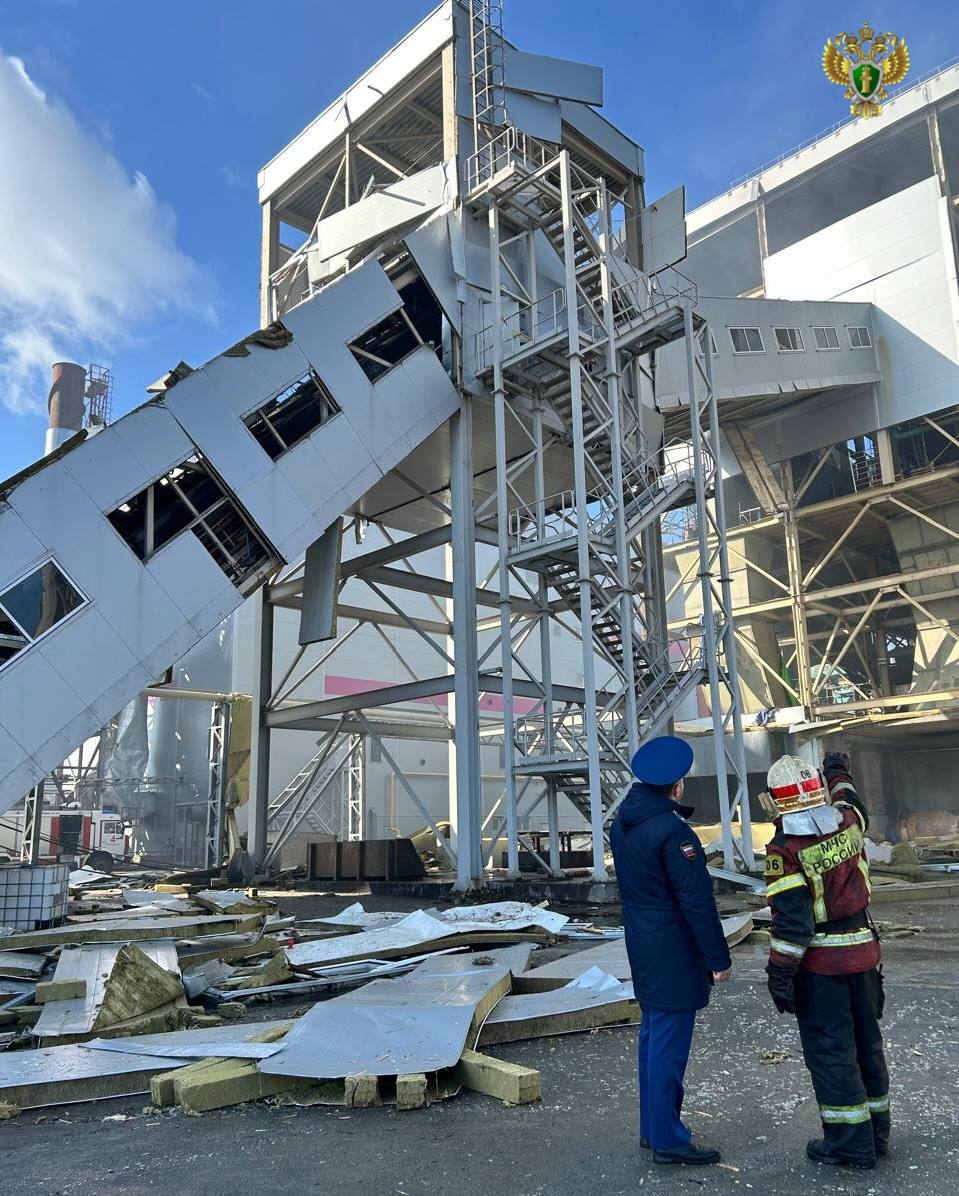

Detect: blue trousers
638,1007,697,1150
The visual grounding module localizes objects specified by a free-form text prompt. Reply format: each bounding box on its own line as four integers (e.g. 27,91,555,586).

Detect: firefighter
763,751,889,1169
611,735,730,1167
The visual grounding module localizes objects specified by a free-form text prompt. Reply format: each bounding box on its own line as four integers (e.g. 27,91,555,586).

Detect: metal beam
247,590,273,869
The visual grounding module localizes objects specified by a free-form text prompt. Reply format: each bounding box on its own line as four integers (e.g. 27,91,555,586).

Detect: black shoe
806,1139,875,1169
653,1144,721,1166
640,1138,650,1149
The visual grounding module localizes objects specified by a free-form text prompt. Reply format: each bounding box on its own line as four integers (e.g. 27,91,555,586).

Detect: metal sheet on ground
33,940,180,1039
260,954,511,1080
487,966,633,1024
78,1020,286,1059
286,906,562,969
525,914,753,983
0,950,47,978
0,912,262,951
0,1044,171,1108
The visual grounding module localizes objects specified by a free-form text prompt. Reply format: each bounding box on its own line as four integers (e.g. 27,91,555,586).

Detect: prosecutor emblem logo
823,22,909,118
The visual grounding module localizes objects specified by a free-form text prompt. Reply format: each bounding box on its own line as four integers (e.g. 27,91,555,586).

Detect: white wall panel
195,340,314,419
505,47,603,105
763,178,959,428
36,606,145,728
109,402,196,479
164,373,274,493
308,413,382,497
236,469,320,563
145,534,240,637
0,648,90,760
283,260,401,352
62,426,150,513
0,507,47,594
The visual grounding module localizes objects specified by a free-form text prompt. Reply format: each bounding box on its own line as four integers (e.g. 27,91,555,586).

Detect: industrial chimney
45,361,87,456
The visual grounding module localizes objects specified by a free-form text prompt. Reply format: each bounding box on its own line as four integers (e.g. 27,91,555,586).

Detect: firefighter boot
806,1139,876,1169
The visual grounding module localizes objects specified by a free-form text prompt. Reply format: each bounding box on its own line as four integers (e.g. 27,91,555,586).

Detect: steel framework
248,1,754,885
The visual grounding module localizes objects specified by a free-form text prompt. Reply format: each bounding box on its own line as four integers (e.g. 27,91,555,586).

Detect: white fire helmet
766,755,829,816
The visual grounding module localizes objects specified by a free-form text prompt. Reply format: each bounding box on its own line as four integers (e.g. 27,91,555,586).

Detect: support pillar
247,589,274,870
449,405,484,890
21,781,44,865
559,150,607,882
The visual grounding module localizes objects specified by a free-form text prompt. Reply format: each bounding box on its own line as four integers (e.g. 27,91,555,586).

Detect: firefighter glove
822,750,851,778
765,959,799,1015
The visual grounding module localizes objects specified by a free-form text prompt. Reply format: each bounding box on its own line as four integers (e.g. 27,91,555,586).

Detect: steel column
449,406,484,889
247,590,274,869
559,149,607,882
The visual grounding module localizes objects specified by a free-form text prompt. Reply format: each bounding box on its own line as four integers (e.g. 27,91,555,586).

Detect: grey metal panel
36,606,148,730
282,259,401,355
404,214,461,325
313,163,453,265
144,534,241,638
559,99,644,178
505,90,562,142
487,967,634,1024
0,506,47,595
0,1042,171,1107
0,646,92,761
369,348,459,470
194,339,315,420
307,415,382,505
109,402,196,479
0,720,40,805
61,424,152,514
504,47,603,105
641,185,687,273
163,370,274,494
260,960,511,1079
235,468,321,564
299,521,343,645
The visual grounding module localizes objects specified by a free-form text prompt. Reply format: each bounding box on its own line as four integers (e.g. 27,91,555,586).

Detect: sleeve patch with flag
680,841,698,861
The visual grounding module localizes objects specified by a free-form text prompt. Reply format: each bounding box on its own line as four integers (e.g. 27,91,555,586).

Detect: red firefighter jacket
764,769,880,975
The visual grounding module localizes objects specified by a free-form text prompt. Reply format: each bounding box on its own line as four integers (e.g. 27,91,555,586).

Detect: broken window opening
0,560,86,669
108,456,275,590
244,370,341,461
349,275,443,382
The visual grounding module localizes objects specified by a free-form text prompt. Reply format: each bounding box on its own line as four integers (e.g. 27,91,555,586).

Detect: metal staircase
469,119,753,877
264,732,356,867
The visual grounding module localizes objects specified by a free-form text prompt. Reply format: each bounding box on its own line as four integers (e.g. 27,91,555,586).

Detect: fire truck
0,807,131,867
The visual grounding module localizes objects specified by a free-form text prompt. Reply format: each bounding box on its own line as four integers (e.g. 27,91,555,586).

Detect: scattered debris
758,1049,790,1065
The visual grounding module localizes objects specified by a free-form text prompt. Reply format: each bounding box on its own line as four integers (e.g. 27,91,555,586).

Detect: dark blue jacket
610,782,731,1011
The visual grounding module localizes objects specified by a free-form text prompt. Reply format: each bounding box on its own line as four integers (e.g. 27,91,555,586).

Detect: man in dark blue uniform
610,735,731,1166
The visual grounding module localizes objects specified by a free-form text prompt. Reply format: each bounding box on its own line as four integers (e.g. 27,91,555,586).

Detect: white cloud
219,166,246,189
0,52,212,416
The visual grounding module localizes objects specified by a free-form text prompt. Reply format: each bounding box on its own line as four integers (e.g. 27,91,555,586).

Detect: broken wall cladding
0,257,459,813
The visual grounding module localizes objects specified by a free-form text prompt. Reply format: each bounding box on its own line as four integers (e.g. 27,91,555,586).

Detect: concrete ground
3,892,958,1196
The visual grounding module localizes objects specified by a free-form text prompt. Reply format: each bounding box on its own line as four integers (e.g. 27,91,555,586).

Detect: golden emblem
823,22,910,118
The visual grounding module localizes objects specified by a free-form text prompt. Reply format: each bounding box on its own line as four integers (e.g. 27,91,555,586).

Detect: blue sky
0,1,956,479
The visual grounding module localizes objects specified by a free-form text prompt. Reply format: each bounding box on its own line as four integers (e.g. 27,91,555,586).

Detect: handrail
723,55,959,194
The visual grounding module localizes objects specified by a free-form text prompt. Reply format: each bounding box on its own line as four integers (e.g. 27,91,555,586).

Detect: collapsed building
1,3,958,897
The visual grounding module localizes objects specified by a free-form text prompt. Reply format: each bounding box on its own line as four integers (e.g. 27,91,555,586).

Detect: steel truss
665,410,959,728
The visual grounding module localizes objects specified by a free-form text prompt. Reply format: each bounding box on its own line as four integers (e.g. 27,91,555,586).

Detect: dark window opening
349,275,443,382
0,560,86,669
109,456,275,591
244,370,340,461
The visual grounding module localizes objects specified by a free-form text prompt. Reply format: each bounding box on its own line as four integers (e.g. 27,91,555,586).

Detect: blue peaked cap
631,735,694,786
